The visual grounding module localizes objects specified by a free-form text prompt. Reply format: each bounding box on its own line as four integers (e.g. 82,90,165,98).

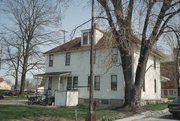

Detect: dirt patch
8,116,84,121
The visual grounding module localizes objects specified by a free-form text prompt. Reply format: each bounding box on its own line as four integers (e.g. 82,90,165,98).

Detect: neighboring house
36,25,163,106
0,78,12,90
161,48,180,97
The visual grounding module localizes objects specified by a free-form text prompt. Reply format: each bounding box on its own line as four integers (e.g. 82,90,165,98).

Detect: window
94,76,100,90
49,54,53,67
67,77,72,90
112,48,118,63
154,79,157,93
48,77,52,90
88,76,100,91
67,76,78,90
88,76,90,90
89,32,92,44
65,52,71,66
111,75,117,91
154,56,156,69
101,99,109,105
73,77,78,90
83,32,88,45
143,79,145,92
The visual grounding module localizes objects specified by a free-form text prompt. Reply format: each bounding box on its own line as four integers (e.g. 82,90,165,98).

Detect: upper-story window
49,54,53,67
83,32,88,45
112,48,118,63
65,52,71,66
82,31,92,46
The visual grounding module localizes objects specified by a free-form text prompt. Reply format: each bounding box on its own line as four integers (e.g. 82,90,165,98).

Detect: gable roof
44,33,139,54
44,34,163,57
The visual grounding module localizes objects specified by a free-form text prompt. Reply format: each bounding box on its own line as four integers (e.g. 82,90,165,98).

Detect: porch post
58,76,61,90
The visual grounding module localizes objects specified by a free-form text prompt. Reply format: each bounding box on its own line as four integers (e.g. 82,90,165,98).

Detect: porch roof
35,71,71,77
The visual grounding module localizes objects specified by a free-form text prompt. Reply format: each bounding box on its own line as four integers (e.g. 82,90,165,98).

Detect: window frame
111,75,117,91
49,54,53,67
112,48,118,63
65,52,71,66
94,76,100,91
67,76,78,91
73,76,78,90
83,32,88,45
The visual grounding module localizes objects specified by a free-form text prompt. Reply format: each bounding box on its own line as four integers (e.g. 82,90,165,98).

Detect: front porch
35,71,79,106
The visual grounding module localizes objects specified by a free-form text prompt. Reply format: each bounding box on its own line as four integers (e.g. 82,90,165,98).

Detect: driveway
116,109,180,121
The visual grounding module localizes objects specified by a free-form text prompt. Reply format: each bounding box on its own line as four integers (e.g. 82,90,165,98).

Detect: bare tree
96,0,180,111
1,0,67,94
5,38,22,90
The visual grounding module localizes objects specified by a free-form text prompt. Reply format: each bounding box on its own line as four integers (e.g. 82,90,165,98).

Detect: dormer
81,24,104,46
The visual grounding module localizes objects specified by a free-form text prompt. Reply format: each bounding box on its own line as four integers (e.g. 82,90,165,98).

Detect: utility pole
87,0,96,121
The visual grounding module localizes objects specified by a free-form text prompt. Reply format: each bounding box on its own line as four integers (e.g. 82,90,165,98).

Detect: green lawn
143,103,168,111
0,105,125,121
0,90,7,95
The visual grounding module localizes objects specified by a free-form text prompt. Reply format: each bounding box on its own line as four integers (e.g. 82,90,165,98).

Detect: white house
36,25,163,106
0,78,12,90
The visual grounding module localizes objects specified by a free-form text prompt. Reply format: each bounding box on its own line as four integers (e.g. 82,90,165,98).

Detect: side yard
0,103,169,121
0,105,125,121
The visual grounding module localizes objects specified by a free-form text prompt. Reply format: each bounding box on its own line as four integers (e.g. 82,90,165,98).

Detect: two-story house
36,25,162,106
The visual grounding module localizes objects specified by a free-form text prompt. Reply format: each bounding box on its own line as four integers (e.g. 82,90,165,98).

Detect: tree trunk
20,59,28,94
14,73,18,90
119,48,133,107
175,52,180,96
130,45,151,112
20,48,29,95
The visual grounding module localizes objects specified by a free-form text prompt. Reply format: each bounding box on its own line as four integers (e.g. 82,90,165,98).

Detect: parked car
0,95,4,99
168,96,180,118
2,90,20,96
2,90,12,96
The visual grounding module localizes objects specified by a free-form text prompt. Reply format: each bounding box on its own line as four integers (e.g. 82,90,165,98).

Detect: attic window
83,32,88,45
82,31,92,45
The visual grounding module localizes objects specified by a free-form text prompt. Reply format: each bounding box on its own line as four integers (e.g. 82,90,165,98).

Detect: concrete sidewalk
116,109,169,121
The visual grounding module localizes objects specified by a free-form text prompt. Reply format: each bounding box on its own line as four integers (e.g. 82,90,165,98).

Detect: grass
0,105,125,121
143,103,168,111
0,90,7,95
